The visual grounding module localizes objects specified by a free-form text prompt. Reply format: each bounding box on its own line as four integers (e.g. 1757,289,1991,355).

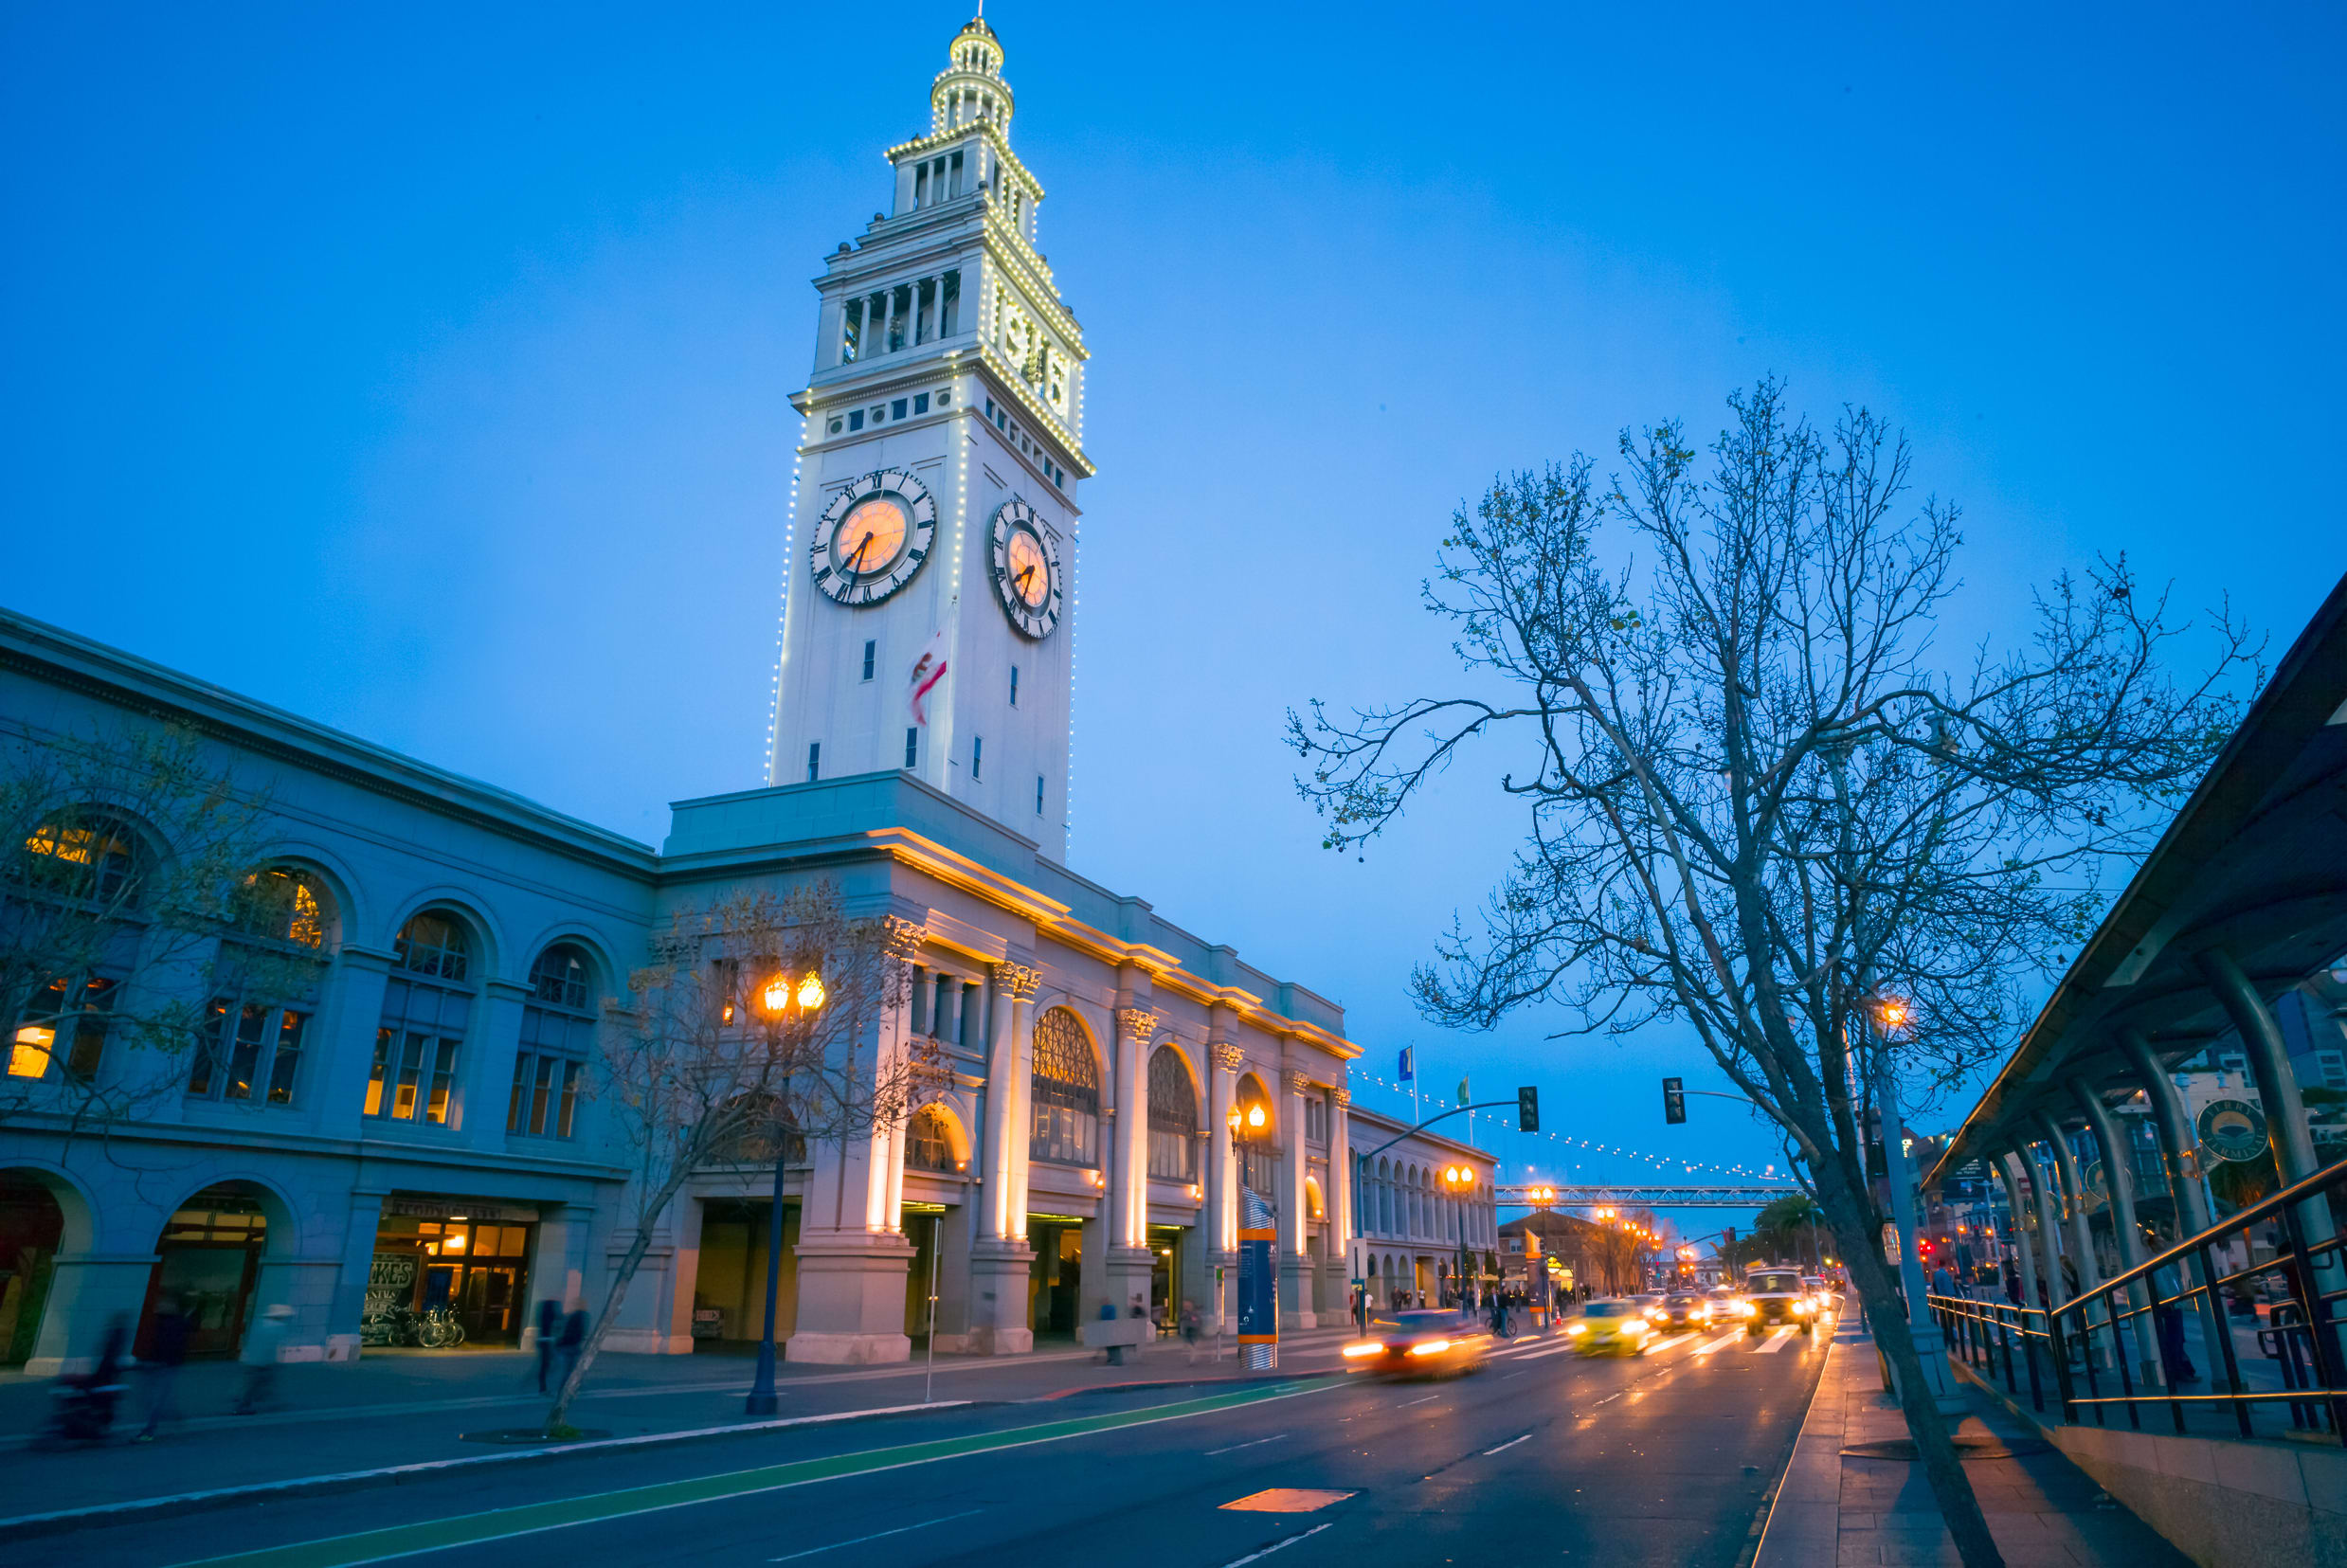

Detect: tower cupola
930,12,1014,139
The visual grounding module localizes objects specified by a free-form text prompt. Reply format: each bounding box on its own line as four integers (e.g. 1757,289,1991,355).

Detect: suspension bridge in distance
1494,1183,1796,1209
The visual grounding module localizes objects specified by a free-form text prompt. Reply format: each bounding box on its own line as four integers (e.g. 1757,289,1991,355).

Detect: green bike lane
67,1325,1830,1568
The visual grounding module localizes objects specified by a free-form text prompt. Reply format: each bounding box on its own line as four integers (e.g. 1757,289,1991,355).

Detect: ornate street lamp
747,968,822,1416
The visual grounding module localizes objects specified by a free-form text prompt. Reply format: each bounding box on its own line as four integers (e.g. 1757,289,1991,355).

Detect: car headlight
1408,1340,1453,1357
1623,1321,1647,1337
1343,1342,1385,1359
1793,1300,1812,1314
1737,1301,1754,1317
1565,1323,1586,1336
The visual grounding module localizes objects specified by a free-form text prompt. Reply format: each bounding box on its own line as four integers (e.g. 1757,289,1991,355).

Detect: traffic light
1663,1076,1686,1126
1517,1086,1539,1132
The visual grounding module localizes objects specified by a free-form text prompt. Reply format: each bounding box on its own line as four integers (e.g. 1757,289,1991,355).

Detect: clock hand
1015,564,1037,600
845,532,875,573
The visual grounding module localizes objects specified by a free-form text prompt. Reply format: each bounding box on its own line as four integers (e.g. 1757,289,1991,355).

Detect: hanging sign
1881,1220,1901,1266
2197,1099,2268,1163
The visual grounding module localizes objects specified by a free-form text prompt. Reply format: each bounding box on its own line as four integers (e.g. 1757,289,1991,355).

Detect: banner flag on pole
1398,1046,1415,1082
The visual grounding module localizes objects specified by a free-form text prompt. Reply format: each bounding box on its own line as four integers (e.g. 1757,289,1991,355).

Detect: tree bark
1816,1161,2004,1568
543,1162,693,1433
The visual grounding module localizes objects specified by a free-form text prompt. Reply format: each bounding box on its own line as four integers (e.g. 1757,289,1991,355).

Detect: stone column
786,918,922,1364
1104,1005,1159,1317
329,1188,388,1361
1207,1038,1240,1331
2070,1079,2162,1386
1325,1088,1353,1318
909,964,930,1037
966,960,1038,1354
1278,1069,1316,1328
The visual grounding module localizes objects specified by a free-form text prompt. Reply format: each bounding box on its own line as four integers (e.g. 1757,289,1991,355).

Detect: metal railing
1933,1151,2347,1444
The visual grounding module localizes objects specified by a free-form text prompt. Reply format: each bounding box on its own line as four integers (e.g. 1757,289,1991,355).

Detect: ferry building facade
0,16,1499,1374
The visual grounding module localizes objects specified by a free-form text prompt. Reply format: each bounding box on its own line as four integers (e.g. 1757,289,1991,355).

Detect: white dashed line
1219,1523,1335,1567
1482,1433,1532,1455
1205,1433,1288,1456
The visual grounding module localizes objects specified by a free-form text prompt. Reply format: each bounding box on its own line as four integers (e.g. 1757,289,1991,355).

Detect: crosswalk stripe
1514,1341,1579,1361
1645,1332,1698,1354
1694,1330,1745,1355
1758,1326,1797,1353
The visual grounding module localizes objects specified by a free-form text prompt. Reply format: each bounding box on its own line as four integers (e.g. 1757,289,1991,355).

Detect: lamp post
1869,993,1961,1410
746,969,822,1417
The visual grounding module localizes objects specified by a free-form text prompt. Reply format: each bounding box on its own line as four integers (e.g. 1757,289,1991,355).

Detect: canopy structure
1925,570,2347,1196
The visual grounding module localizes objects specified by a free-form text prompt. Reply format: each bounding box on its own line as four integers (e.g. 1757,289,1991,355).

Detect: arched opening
908,1104,966,1173
1028,1007,1099,1168
512,942,593,1140
1234,1072,1275,1197
369,909,479,1126
1146,1045,1198,1181
1304,1176,1325,1223
0,1174,67,1364
138,1181,279,1360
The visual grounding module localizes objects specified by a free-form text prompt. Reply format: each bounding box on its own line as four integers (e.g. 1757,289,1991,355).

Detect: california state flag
908,633,949,727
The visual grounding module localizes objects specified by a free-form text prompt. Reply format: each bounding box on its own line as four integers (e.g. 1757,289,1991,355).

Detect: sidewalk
1757,1328,2192,1567
3,1325,1358,1525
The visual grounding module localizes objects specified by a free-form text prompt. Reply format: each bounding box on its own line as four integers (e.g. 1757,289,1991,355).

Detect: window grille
1147,1046,1197,1180
1029,1006,1098,1167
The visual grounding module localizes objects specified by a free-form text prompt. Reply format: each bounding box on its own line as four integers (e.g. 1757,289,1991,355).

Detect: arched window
908,1106,959,1172
1029,1007,1099,1167
1146,1046,1197,1181
1376,1158,1391,1236
22,810,140,907
190,868,334,1107
368,910,475,1125
511,944,592,1139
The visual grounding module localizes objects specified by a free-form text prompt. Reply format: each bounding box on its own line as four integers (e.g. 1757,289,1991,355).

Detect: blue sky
6,4,2342,1235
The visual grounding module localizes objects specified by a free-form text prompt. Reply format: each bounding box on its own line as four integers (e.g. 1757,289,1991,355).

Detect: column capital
1117,1007,1160,1046
884,916,928,964
994,961,1043,1000
1210,1041,1244,1074
1283,1067,1314,1096
1330,1087,1351,1108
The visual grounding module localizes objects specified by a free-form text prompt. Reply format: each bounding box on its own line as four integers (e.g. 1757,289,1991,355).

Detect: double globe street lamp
746,968,823,1416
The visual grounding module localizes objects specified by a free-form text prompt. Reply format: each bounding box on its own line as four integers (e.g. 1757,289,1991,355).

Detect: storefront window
363,1199,538,1346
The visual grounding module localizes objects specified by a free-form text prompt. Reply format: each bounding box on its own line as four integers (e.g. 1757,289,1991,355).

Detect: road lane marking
168,1379,1338,1568
1219,1523,1334,1566
1514,1342,1578,1361
1205,1433,1288,1456
1399,1394,1440,1407
1693,1330,1745,1355
1758,1327,1797,1352
1482,1433,1531,1455
1646,1333,1698,1353
768,1508,984,1560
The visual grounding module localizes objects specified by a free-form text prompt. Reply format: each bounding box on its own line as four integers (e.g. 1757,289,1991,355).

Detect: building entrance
0,1176,64,1365
1147,1224,1184,1335
1026,1218,1083,1339
365,1197,537,1347
138,1187,267,1360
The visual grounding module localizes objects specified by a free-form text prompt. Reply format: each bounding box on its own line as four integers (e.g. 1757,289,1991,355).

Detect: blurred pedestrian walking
534,1298,562,1393
134,1295,191,1441
555,1307,587,1394
234,1304,293,1415
1180,1298,1201,1363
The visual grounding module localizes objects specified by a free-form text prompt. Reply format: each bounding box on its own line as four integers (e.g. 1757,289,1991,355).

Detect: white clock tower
767,12,1088,859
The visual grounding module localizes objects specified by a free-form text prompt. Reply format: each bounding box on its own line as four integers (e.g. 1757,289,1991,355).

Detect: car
1742,1267,1818,1335
1341,1309,1494,1378
1657,1291,1712,1329
1705,1284,1742,1317
1566,1298,1654,1356
1801,1276,1836,1313
1626,1292,1668,1325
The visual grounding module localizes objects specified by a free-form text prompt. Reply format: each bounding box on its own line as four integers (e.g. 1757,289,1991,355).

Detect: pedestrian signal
1663,1076,1687,1126
1516,1085,1539,1133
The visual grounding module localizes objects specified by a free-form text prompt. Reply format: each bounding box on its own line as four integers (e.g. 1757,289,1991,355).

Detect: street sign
2197,1099,2268,1162
1663,1076,1686,1126
1517,1085,1540,1132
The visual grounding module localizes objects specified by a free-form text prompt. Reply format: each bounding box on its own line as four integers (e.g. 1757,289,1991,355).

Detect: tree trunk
543,1166,692,1433
1817,1173,2005,1568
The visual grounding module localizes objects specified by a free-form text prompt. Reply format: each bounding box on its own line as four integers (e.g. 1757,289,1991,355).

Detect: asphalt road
66,1320,1835,1568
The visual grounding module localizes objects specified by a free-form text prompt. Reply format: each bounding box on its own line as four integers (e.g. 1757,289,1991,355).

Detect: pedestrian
2003,1267,2023,1307
1180,1298,1201,1364
555,1307,588,1394
235,1304,293,1415
534,1298,562,1394
135,1295,192,1441
1929,1261,1955,1299
1097,1299,1123,1366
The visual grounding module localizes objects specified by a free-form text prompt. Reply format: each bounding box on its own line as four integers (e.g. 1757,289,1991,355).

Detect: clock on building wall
986,499,1062,639
810,469,937,606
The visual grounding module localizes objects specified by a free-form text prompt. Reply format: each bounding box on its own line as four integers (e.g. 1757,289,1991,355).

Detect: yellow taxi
1565,1298,1653,1357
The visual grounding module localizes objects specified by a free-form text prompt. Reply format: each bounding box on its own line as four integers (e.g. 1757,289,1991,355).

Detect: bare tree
1290,382,2252,1566
0,723,300,1138
543,883,932,1434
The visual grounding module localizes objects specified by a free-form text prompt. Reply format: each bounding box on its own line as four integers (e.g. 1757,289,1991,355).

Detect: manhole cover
1839,1437,2049,1461
460,1428,613,1445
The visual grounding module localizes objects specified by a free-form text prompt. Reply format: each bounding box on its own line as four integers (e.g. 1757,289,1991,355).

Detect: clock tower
767,12,1089,860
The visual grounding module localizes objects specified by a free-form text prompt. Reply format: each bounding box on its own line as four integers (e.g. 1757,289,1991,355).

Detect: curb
0,1398,972,1541
1742,1331,1846,1568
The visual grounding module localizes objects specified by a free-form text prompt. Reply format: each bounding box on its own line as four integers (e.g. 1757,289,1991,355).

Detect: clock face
811,469,937,607
987,499,1062,640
